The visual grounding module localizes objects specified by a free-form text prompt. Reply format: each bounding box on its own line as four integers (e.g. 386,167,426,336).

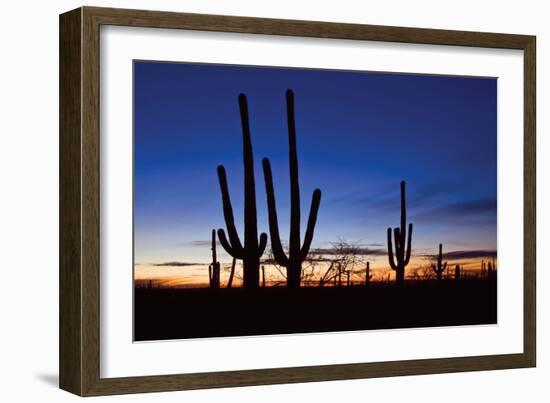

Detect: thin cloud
352,180,467,212
310,247,386,256
420,250,497,260
152,261,202,267
412,197,496,222
188,239,220,246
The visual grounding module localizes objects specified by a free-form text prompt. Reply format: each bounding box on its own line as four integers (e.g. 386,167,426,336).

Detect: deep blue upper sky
134,61,497,264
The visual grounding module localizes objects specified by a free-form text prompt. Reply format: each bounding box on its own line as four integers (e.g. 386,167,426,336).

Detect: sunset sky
133,61,497,286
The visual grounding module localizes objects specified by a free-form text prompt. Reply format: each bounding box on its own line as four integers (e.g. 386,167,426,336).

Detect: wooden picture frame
59,6,536,396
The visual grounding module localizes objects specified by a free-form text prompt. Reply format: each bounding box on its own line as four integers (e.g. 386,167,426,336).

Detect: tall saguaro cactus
387,181,413,285
432,243,447,281
262,90,322,289
208,229,220,289
217,94,268,288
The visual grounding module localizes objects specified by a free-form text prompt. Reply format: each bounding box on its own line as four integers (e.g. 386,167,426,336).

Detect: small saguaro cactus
387,181,413,285
432,243,447,281
365,261,373,286
489,257,497,279
217,94,268,288
261,265,266,287
262,90,322,289
208,229,221,289
454,264,461,280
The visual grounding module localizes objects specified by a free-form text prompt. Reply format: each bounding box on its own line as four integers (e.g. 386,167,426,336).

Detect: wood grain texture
59,8,82,396
59,6,537,396
81,6,102,396
523,38,536,367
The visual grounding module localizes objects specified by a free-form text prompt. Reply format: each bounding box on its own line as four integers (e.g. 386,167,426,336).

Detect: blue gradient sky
134,61,497,264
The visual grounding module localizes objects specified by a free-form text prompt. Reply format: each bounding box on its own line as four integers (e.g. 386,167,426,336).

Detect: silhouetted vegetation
208,229,220,289
216,94,268,288
454,264,461,280
387,181,413,285
432,243,448,281
262,90,322,288
226,258,236,288
135,89,498,340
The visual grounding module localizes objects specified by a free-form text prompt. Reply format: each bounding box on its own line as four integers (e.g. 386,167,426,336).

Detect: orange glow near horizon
135,255,497,288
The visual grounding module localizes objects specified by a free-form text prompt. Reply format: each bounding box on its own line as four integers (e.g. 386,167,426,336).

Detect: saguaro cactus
387,181,413,285
454,264,461,280
364,261,373,286
262,90,322,289
217,94,268,288
432,243,447,281
208,229,221,288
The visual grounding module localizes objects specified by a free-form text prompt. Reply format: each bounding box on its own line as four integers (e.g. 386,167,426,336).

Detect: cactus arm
262,158,289,267
443,262,447,272
226,258,236,288
217,229,244,259
299,188,322,261
404,223,413,265
257,232,268,258
387,228,398,271
217,165,243,252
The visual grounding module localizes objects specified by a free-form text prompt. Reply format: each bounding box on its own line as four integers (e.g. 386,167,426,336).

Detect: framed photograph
59,6,536,396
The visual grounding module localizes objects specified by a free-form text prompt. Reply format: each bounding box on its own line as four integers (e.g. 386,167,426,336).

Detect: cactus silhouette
217,94,268,288
487,261,494,278
364,261,373,286
262,90,322,289
226,258,236,288
387,181,413,285
432,243,447,281
454,264,461,280
208,229,221,289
